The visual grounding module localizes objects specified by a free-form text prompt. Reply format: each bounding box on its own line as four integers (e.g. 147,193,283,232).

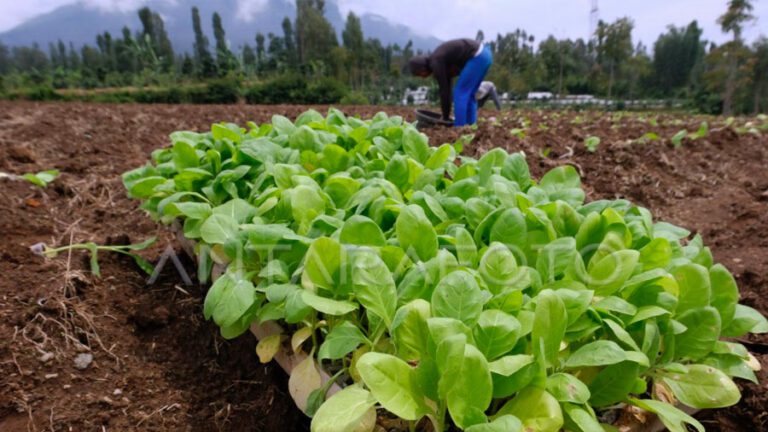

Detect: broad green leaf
431,270,485,327
301,291,358,315
292,185,326,230
489,208,527,251
562,403,603,432
465,415,523,432
391,300,431,362
340,215,386,247
660,364,741,409
495,387,563,432
425,143,453,169
488,355,536,376
539,165,585,205
673,263,711,313
709,264,739,328
352,250,397,328
536,237,577,283
128,176,166,198
478,242,521,294
473,309,521,360
675,307,721,361
402,128,430,164
546,373,590,404
212,198,257,224
203,273,255,327
565,340,627,368
455,227,478,267
501,151,532,190
639,238,672,270
310,385,377,432
445,344,494,429
587,250,639,296
357,352,428,420
532,290,567,367
628,399,704,432
427,317,475,347
302,237,345,293
172,202,212,219
396,205,438,262
318,321,368,360
200,214,239,245
588,362,639,407
722,304,768,337
603,319,641,351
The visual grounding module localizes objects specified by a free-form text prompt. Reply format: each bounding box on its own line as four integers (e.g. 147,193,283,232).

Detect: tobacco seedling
31,237,157,277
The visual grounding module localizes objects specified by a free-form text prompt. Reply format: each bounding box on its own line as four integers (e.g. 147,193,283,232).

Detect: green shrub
305,78,347,104
245,75,347,104
21,85,61,101
245,74,307,104
340,91,369,105
185,78,241,104
134,87,183,104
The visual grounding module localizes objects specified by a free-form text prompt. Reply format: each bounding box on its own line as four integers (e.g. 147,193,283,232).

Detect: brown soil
1,102,766,431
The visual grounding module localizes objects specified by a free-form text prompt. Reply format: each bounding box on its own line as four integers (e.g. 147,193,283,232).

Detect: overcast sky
1,0,766,47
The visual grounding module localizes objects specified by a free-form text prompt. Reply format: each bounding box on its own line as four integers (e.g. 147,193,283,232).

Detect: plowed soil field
1,102,766,431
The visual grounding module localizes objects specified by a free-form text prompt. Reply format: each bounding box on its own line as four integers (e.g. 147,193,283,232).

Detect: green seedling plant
584,136,600,152
31,237,157,276
688,121,709,141
0,169,60,188
509,128,526,139
125,109,767,432
671,130,687,148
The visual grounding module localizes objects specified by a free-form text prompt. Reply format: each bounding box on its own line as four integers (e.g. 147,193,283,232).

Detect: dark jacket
428,39,481,119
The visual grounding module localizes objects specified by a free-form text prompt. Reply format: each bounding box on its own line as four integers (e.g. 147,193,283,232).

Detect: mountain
0,0,441,53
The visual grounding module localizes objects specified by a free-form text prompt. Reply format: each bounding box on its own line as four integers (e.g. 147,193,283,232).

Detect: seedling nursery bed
2,101,768,431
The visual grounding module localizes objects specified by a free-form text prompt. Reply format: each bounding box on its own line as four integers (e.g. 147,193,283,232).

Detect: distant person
476,81,502,110
409,38,493,126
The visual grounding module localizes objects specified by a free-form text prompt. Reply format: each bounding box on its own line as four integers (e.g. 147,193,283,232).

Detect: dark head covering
409,55,431,75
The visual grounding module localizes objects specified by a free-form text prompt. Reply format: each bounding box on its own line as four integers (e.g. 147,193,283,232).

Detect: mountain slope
0,0,441,52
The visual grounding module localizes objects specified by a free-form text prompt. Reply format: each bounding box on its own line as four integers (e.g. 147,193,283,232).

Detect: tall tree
255,33,266,74
342,12,365,88
0,41,11,75
242,44,256,75
749,37,768,113
212,12,236,75
718,0,755,114
595,18,634,98
282,17,298,67
191,7,216,77
295,0,338,67
652,21,705,96
138,7,174,72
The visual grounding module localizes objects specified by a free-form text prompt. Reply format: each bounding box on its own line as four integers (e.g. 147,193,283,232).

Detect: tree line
0,0,766,113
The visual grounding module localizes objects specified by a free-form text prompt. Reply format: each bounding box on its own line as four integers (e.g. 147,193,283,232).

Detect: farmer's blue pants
454,45,493,126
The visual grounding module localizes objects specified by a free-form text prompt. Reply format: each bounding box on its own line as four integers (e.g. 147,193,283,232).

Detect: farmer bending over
409,38,493,126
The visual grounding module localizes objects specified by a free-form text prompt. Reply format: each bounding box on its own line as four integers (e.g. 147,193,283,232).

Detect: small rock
62,385,71,389
73,353,93,370
39,352,54,363
44,373,58,380
113,389,123,396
